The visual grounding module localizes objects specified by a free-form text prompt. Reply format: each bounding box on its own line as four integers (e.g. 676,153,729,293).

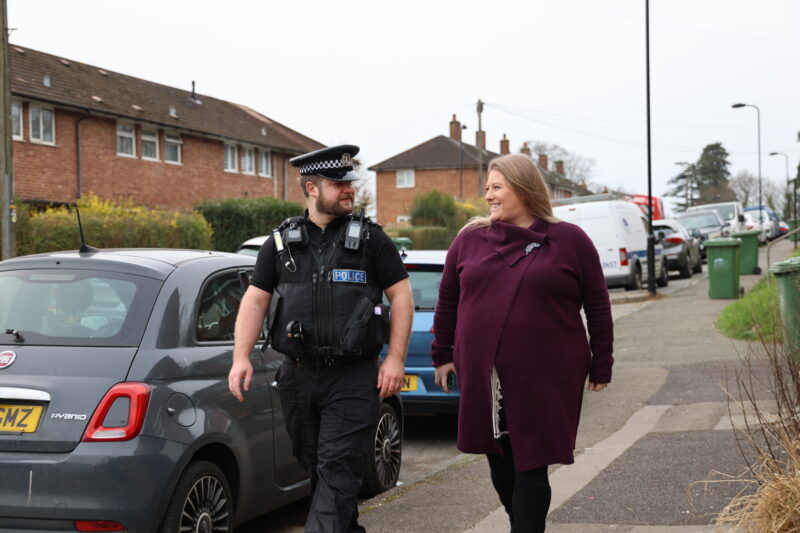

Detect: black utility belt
286,354,377,369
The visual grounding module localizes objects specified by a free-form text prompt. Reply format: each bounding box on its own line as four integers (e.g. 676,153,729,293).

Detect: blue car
382,250,459,415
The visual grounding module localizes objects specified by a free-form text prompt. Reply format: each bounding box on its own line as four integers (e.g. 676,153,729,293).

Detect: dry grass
711,325,800,532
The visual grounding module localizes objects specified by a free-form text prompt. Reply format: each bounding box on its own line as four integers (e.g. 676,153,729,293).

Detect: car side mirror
738,214,745,222
691,229,702,238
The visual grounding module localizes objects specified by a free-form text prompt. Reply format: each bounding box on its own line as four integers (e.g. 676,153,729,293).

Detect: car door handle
271,380,278,390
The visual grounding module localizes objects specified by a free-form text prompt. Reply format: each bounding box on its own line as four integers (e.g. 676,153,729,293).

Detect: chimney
500,134,510,155
555,160,565,176
538,153,548,170
520,142,532,156
476,130,486,150
449,114,462,142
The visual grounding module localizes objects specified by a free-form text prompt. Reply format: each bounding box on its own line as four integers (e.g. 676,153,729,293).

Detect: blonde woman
432,154,613,532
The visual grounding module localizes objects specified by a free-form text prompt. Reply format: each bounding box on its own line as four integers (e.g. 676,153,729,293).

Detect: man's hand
228,358,254,402
377,356,405,398
434,362,456,393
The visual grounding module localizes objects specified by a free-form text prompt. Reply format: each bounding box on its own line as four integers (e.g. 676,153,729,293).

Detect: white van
553,200,668,290
685,201,745,234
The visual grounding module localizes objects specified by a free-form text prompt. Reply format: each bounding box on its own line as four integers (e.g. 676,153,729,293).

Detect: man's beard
316,193,353,217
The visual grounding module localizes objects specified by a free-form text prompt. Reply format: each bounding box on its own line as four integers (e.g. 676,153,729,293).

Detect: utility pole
1,0,14,259
645,0,656,295
476,99,484,197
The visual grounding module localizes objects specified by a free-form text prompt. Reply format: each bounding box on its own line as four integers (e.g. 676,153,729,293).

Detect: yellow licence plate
401,375,418,392
0,404,44,433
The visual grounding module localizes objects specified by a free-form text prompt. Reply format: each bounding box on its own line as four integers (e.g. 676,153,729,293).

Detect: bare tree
762,178,785,215
729,169,758,207
529,140,595,185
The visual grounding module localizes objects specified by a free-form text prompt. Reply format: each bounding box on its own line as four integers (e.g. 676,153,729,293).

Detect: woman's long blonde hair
461,153,559,233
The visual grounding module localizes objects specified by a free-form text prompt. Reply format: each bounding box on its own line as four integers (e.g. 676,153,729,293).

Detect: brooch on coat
525,242,541,255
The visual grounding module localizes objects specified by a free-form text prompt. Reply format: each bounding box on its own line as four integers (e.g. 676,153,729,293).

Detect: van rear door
554,204,625,279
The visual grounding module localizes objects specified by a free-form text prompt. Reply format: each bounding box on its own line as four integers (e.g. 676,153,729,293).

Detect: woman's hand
434,362,457,393
588,382,608,392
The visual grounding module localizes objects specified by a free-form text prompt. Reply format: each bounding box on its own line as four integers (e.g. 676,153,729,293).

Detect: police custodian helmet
290,144,361,182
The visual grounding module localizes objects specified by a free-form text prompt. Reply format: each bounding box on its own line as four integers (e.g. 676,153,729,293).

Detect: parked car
685,201,746,234
742,212,768,244
553,200,668,290
744,206,780,241
380,250,458,415
778,220,790,237
236,235,266,256
676,210,726,260
653,219,702,278
0,248,402,533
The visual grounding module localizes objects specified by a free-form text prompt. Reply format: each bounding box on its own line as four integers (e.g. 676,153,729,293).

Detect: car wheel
361,402,402,497
678,255,691,279
625,265,642,291
160,461,232,533
657,262,669,287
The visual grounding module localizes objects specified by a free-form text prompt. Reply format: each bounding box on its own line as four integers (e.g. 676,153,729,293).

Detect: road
237,239,794,532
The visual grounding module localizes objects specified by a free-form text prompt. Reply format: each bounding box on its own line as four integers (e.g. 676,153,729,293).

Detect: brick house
8,45,324,210
369,115,589,227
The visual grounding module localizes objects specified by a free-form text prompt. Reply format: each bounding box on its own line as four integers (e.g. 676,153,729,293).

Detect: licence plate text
0,404,44,433
401,375,418,392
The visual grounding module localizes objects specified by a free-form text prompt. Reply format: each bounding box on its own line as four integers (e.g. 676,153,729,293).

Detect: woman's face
485,169,532,226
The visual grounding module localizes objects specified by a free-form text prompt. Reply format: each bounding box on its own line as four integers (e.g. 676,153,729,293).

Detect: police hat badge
290,144,361,182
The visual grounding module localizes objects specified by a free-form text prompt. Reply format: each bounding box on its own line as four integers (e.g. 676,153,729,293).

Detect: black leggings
486,436,551,533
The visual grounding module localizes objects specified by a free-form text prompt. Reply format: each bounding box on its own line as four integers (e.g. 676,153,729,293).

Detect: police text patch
332,269,367,283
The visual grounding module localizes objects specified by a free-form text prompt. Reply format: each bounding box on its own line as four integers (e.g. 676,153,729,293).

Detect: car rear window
678,213,719,229
0,269,162,347
405,264,443,311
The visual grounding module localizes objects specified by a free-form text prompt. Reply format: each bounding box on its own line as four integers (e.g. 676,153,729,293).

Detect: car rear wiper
4,329,26,343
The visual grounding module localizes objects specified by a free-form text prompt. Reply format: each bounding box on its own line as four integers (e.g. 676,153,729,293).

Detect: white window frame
259,149,272,178
116,122,136,158
164,132,182,165
29,104,55,145
396,168,415,188
241,146,255,175
224,143,238,172
141,128,159,161
11,101,23,141
396,215,411,224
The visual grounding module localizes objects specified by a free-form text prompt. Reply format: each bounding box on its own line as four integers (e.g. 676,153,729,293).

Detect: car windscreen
0,269,162,347
678,213,719,230
713,205,736,221
236,246,260,257
405,265,443,311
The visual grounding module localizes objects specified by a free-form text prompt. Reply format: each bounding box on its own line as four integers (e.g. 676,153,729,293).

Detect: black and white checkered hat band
300,159,346,174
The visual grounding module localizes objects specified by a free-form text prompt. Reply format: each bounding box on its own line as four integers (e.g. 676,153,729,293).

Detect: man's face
314,179,355,217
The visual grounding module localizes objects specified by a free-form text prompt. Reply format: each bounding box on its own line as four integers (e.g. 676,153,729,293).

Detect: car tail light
82,382,150,442
746,224,754,230
665,236,684,245
619,248,629,266
74,520,124,532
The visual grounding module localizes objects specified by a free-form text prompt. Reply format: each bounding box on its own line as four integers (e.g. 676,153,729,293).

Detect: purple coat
431,218,613,471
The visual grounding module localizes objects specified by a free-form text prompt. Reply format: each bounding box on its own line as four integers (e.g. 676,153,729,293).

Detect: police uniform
249,145,408,533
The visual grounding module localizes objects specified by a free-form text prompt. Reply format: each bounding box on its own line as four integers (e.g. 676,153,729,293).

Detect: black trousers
277,359,380,533
486,436,551,533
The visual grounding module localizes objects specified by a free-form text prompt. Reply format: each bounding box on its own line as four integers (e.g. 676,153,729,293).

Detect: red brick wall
12,102,303,210
375,167,482,227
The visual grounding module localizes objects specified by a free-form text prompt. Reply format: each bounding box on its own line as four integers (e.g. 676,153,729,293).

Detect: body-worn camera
344,209,366,250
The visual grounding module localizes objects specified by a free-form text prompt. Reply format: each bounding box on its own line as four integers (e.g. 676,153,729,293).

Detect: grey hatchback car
0,249,402,533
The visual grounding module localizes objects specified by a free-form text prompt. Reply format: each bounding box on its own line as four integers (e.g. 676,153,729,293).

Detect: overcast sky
8,0,800,216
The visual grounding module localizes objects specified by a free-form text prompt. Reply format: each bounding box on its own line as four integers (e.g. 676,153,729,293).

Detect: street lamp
732,103,762,215
770,151,796,247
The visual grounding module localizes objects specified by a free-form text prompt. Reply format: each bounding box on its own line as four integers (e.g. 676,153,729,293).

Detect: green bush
16,195,213,255
195,197,303,252
410,190,458,228
395,226,454,250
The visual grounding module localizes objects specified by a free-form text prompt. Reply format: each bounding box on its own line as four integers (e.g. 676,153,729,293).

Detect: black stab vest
267,215,386,358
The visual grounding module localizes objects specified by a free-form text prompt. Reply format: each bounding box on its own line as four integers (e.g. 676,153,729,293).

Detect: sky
7,0,800,217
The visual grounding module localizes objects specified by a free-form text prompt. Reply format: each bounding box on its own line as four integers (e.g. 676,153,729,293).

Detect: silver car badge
0,350,16,369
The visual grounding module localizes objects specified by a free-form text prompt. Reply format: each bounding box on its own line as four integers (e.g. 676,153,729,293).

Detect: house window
259,150,272,177
396,215,411,224
396,169,415,188
30,104,55,144
165,133,182,164
141,129,159,161
241,147,255,175
224,143,238,172
11,102,22,140
116,123,136,157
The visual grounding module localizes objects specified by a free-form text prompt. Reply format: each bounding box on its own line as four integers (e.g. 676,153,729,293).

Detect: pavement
354,238,795,533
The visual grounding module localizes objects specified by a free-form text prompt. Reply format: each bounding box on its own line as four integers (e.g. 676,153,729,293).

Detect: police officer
228,144,413,533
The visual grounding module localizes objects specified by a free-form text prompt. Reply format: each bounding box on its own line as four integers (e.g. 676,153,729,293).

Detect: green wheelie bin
705,238,742,299
731,229,762,275
769,256,800,353
391,237,412,251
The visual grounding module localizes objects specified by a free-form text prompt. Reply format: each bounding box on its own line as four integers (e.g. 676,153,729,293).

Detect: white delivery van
553,200,668,290
685,201,745,234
